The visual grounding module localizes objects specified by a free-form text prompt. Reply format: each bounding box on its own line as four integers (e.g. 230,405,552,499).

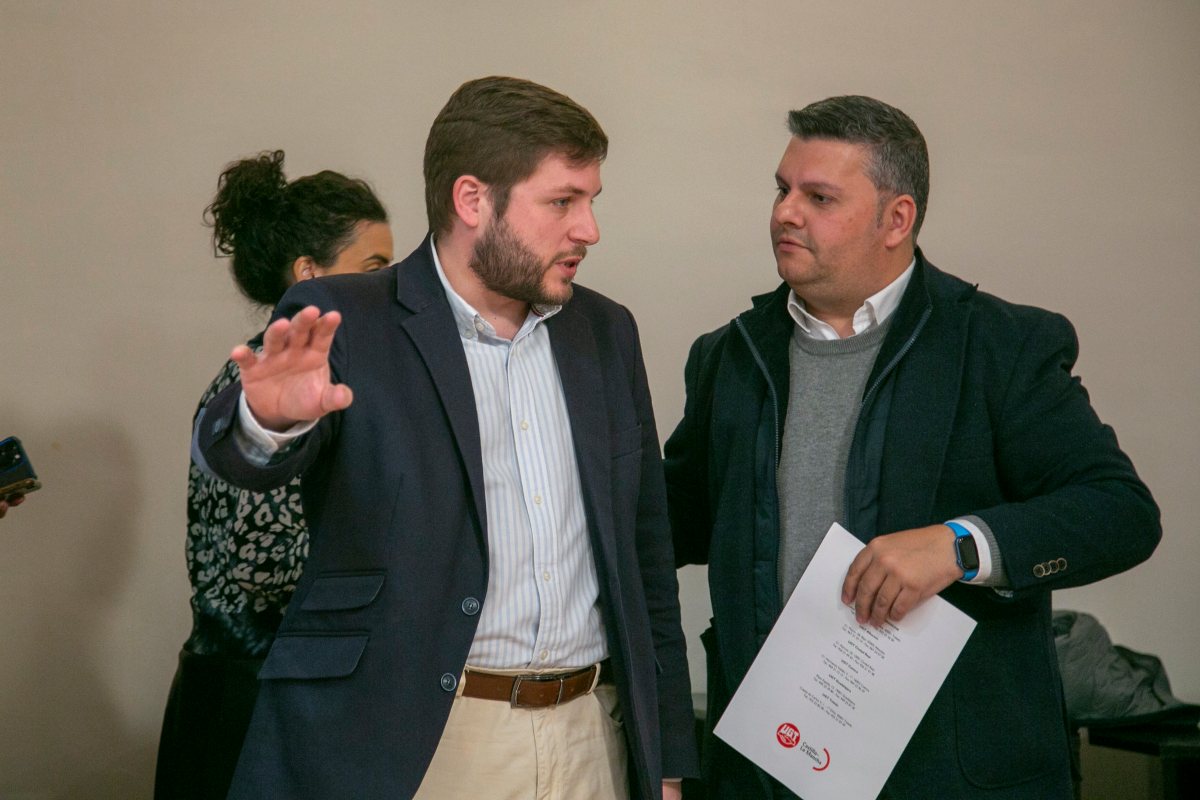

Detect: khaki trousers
413,669,629,800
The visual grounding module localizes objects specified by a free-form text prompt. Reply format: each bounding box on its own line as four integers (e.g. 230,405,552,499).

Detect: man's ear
292,256,318,284
452,175,490,230
882,194,917,249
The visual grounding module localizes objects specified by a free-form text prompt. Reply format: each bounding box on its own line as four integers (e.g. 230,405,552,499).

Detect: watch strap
946,521,979,581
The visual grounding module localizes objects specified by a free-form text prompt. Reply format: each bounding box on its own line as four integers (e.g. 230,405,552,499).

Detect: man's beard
469,217,583,307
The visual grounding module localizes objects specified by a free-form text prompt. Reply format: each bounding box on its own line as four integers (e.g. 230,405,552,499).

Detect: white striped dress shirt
430,244,608,669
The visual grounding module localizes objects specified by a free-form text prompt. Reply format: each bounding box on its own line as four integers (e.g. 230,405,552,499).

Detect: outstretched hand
232,305,353,432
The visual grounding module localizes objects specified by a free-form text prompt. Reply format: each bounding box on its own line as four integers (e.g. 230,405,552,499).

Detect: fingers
259,312,299,356
866,579,919,626
842,548,888,626
888,587,918,623
260,306,322,355
0,493,21,518
233,306,342,374
308,310,343,356
841,549,870,605
842,526,958,626
230,344,257,371
853,563,889,626
842,548,892,624
321,382,354,414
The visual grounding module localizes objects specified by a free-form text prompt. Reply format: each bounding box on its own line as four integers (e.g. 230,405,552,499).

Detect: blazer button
461,596,481,616
1033,563,1046,578
440,673,457,692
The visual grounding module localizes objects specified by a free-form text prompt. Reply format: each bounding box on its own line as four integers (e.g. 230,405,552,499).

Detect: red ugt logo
776,722,801,749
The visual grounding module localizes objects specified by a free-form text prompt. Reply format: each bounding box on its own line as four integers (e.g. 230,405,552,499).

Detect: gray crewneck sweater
777,320,890,603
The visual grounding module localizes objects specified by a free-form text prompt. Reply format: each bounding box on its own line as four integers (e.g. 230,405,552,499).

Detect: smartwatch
946,521,979,581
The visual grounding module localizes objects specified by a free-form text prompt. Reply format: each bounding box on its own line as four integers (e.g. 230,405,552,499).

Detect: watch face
956,535,980,571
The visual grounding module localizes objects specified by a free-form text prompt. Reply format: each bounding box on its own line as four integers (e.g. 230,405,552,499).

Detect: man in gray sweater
664,95,1160,799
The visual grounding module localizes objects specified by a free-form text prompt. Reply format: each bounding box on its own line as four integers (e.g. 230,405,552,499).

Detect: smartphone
0,436,41,499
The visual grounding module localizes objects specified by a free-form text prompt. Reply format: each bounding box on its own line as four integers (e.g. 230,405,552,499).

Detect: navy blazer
664,252,1160,798
197,239,698,799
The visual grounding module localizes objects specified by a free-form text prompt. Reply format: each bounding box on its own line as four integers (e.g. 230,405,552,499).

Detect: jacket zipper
859,305,931,411
734,318,782,467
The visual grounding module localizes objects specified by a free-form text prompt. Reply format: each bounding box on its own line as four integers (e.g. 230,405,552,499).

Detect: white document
714,523,976,799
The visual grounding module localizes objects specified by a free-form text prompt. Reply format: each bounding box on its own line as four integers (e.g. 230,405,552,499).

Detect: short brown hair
423,76,608,235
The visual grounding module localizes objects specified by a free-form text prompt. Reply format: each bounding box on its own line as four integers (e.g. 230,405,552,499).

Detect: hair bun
206,150,288,256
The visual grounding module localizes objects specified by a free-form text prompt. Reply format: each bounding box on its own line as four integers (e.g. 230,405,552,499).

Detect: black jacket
664,252,1160,798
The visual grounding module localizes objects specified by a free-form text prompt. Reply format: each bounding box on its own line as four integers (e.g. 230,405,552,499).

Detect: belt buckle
510,673,565,709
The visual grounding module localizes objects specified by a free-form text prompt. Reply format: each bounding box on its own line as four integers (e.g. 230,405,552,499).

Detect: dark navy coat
664,252,1160,799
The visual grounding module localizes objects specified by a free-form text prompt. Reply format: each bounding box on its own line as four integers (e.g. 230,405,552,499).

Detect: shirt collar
787,257,915,341
429,237,561,342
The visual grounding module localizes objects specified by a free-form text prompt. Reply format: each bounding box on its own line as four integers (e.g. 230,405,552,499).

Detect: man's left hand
841,524,963,626
662,779,682,800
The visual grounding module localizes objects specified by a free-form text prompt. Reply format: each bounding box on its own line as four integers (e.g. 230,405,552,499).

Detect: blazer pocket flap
259,633,369,680
611,424,643,458
300,572,386,611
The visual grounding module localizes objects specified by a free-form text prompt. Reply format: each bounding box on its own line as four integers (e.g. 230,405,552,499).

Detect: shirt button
474,319,485,332
540,650,549,660
461,596,481,616
520,420,529,431
440,673,457,692
463,328,475,339
542,571,551,582
534,495,543,506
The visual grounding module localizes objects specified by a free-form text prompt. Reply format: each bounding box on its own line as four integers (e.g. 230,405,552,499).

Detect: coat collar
394,235,447,314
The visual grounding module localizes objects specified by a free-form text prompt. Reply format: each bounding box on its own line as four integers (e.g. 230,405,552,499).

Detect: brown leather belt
461,660,613,708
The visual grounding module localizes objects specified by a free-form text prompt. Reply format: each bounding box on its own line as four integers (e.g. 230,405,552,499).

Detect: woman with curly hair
155,150,391,800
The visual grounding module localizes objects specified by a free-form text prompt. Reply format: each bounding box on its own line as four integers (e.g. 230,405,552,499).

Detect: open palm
232,305,353,431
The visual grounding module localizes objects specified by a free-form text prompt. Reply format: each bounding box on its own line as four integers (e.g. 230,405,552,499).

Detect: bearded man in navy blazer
195,76,698,800
664,96,1160,798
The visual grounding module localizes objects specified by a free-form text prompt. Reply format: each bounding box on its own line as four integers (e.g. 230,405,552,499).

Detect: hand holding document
714,523,976,799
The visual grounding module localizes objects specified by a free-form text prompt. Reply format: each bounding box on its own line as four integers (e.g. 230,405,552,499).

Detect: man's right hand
232,305,353,432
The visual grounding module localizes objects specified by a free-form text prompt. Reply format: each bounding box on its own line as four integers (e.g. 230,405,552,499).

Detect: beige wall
2,1,1196,796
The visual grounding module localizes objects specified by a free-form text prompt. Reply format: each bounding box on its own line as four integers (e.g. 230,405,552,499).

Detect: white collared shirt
429,243,607,669
787,259,915,340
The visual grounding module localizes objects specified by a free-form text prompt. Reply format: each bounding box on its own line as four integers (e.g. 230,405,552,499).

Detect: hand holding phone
0,494,25,518
0,437,41,513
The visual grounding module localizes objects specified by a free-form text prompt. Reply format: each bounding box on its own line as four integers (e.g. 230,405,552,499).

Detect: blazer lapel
545,304,618,571
394,241,488,544
879,262,973,529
